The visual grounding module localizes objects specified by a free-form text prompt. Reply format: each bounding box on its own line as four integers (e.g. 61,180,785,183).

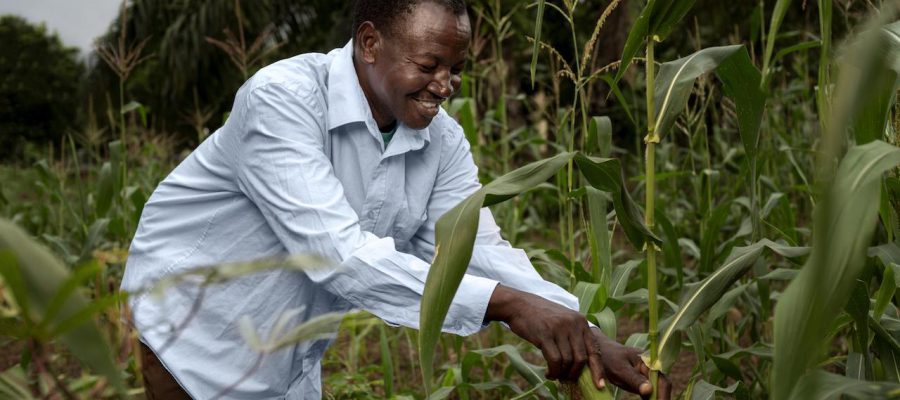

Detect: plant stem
644,39,660,400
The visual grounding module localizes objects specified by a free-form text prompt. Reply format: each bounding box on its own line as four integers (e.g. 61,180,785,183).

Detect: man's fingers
541,340,564,380
610,360,651,396
586,346,606,389
554,335,575,380
566,331,588,381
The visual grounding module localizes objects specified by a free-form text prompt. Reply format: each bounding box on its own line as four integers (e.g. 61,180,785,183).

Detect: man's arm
411,122,669,399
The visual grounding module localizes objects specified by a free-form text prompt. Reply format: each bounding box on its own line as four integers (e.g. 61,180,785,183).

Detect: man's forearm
483,283,518,324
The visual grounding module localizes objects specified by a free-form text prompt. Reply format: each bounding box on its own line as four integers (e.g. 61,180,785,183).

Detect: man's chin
402,116,434,130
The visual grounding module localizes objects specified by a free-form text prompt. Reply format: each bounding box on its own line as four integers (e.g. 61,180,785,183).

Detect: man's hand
484,284,671,400
590,327,671,400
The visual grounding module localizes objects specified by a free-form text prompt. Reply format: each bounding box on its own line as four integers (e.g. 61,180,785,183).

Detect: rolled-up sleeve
411,125,581,313
231,81,498,336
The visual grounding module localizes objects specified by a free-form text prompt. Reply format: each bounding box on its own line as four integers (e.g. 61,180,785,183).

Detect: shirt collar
326,40,431,153
326,41,370,130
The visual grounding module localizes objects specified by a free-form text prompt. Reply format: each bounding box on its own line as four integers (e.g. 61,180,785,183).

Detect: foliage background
0,0,898,399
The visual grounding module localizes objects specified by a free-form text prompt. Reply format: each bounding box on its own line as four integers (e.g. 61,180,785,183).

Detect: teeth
415,98,441,112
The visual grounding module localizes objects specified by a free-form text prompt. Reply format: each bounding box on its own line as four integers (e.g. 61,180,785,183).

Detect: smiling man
122,0,669,399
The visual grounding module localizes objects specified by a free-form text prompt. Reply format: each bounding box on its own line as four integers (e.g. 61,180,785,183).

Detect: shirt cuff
444,275,499,336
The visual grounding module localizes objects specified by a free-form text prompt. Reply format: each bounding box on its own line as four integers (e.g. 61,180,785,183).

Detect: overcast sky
0,0,123,56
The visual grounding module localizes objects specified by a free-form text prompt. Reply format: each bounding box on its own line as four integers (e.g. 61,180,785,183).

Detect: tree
0,15,85,160
87,0,352,144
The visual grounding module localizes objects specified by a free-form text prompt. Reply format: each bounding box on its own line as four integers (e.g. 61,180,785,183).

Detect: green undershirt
380,124,397,149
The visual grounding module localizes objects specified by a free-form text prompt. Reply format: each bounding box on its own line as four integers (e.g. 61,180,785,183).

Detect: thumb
614,359,651,396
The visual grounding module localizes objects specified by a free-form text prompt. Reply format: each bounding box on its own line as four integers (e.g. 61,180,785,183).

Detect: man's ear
355,21,380,64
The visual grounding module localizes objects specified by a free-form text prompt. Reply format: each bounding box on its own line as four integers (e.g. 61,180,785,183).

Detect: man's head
352,0,470,130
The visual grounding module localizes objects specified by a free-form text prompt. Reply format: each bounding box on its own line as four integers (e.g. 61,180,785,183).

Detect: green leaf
773,141,900,400
39,261,103,329
761,0,794,83
590,116,612,157
716,46,765,166
656,209,684,288
875,266,897,319
0,365,34,400
586,187,611,286
78,219,109,263
658,240,806,372
871,242,900,270
703,282,750,330
574,281,607,314
875,335,900,383
759,268,799,281
610,260,641,299
472,345,549,392
845,281,873,379
95,162,115,217
649,0,696,41
588,308,617,340
788,370,900,400
379,324,394,397
690,380,741,400
529,0,545,89
653,45,744,142
575,154,660,247
0,219,126,395
850,23,900,144
614,0,655,83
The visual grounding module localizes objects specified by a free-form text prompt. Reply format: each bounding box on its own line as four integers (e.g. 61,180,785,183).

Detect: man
122,0,670,398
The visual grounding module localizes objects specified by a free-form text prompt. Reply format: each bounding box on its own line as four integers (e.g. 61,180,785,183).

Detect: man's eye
418,64,437,73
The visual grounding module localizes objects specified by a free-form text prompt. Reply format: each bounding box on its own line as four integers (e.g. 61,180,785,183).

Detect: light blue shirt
121,41,580,399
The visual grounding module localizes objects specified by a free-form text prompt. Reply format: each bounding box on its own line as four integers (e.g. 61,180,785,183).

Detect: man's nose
430,69,453,98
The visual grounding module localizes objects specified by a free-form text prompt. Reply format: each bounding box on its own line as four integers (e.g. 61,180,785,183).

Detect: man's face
362,2,470,130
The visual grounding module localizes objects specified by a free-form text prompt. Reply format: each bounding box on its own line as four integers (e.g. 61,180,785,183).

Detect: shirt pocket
391,199,427,248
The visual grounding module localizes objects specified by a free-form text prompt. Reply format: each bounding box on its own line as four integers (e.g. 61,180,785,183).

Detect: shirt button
367,210,376,219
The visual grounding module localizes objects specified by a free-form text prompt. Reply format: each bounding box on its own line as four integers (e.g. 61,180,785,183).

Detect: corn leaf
788,370,900,400
875,335,900,383
761,0,794,83
589,308,617,340
0,366,34,400
379,324,395,397
614,0,655,83
586,187,611,285
574,281,606,314
0,219,126,395
574,153,660,247
657,239,806,372
852,21,900,144
586,116,612,285
529,0,545,89
773,141,900,400
471,345,553,396
716,47,765,166
653,45,744,142
649,0,696,42
874,266,896,320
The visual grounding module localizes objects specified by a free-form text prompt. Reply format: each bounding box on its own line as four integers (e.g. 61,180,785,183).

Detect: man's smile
412,96,444,117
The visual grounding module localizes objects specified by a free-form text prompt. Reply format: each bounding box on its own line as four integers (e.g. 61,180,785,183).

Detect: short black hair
352,0,467,39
